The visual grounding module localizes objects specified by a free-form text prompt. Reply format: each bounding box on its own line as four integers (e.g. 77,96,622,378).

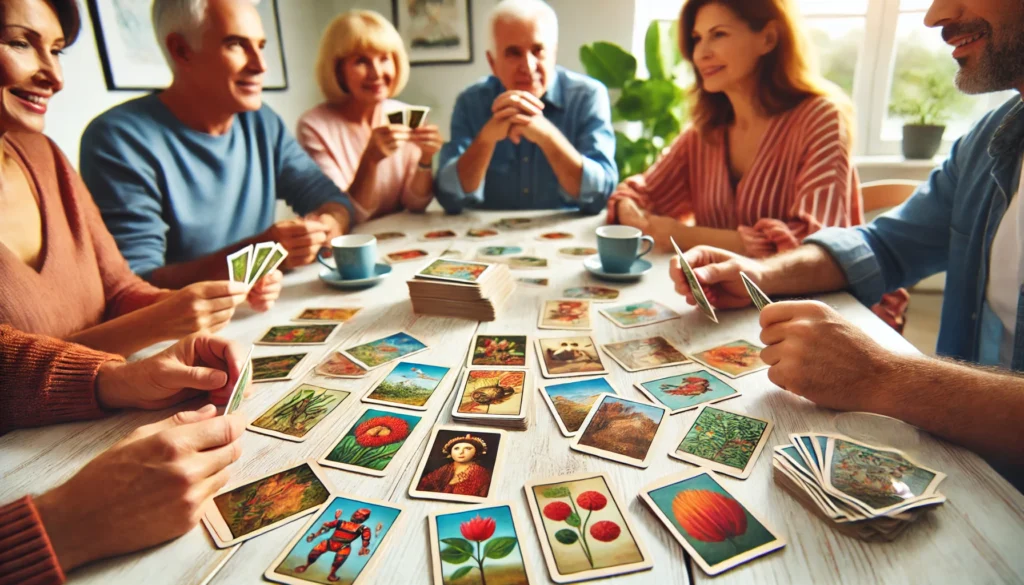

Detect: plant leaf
483,536,519,559
645,20,681,80
579,42,637,89
541,486,571,498
449,566,474,580
651,113,681,140
565,511,581,528
554,529,579,545
440,545,472,565
441,537,474,555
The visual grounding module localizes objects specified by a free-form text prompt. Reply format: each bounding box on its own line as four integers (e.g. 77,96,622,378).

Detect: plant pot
901,124,945,160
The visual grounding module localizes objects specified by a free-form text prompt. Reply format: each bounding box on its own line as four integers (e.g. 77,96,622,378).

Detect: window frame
632,0,1007,157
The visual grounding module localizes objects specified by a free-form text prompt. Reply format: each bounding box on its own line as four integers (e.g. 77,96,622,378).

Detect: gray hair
489,0,558,55
151,0,258,69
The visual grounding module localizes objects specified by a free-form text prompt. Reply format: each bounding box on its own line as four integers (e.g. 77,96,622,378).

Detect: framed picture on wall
393,0,474,65
85,0,288,91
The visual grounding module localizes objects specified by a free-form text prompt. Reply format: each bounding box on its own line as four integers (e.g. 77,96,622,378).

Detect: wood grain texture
1,209,1022,585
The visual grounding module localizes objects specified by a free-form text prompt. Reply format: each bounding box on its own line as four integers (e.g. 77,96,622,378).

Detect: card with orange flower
639,469,785,575
427,501,534,585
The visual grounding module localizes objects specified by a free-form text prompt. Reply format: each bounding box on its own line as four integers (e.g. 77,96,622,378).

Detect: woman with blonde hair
608,0,906,330
298,10,443,222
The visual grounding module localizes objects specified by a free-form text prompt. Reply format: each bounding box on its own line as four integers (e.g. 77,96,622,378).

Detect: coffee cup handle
637,235,655,259
316,249,336,270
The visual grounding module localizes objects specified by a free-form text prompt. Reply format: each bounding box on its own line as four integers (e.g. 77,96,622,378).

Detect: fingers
181,434,243,483
127,404,218,442
190,280,249,299
492,91,544,116
759,300,830,328
280,231,328,251
164,412,245,454
192,466,234,506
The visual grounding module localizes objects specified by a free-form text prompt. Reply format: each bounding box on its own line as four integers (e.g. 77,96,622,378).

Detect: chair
861,180,920,217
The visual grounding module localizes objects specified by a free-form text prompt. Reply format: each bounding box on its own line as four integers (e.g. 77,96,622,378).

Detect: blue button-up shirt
806,97,1024,366
435,67,618,215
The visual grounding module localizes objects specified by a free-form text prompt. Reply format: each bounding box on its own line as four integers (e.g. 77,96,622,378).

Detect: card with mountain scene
570,394,669,468
539,377,618,437
669,405,774,479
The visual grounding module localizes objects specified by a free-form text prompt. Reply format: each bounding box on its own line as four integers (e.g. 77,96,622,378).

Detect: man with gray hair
436,0,617,214
80,0,353,288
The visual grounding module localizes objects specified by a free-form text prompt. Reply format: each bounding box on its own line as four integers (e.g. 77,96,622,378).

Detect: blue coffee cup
317,234,377,280
596,225,654,273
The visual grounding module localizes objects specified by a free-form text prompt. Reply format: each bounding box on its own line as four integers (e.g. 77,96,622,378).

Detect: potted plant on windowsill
888,68,970,160
579,20,688,177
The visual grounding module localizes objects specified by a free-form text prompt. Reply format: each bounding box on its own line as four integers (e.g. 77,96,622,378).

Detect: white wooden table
3,208,1023,585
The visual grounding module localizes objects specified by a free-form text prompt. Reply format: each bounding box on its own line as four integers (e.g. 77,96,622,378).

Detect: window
632,0,1016,157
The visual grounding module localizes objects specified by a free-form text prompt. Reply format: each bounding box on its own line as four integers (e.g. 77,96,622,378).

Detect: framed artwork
392,0,474,65
86,0,288,91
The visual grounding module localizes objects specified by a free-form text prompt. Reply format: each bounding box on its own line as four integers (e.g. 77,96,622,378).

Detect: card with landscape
570,394,669,468
361,361,450,410
600,336,689,373
539,377,618,437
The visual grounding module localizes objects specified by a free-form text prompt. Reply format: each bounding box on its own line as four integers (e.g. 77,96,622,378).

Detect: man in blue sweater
81,0,354,288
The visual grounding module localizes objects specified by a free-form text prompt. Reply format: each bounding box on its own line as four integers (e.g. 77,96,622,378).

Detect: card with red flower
427,501,534,585
318,406,424,477
523,471,652,583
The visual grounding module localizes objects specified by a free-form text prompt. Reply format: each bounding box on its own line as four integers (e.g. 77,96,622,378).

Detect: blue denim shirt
435,67,618,215
807,97,1024,364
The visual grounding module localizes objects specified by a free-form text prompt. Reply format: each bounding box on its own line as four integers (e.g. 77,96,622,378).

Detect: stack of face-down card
772,433,947,541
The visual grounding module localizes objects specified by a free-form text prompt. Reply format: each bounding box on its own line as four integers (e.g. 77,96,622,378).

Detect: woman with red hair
607,0,906,329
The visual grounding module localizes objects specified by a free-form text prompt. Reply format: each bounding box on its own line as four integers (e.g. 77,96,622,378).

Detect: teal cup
596,225,654,273
317,234,377,280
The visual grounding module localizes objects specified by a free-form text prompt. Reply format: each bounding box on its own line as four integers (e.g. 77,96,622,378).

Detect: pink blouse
297,99,431,222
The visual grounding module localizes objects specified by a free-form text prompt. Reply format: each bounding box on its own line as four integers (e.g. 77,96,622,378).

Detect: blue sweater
80,94,353,277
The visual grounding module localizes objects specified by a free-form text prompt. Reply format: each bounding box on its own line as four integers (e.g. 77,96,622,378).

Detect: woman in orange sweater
607,0,906,329
0,1,283,358
0,2,251,583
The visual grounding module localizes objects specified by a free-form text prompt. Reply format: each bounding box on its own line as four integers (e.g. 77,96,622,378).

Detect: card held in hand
740,272,772,311
671,237,718,324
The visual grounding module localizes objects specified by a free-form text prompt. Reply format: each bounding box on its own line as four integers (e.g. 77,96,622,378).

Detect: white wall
48,1,339,167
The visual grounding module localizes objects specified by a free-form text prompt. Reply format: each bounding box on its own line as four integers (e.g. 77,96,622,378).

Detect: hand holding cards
227,241,288,290
670,237,718,323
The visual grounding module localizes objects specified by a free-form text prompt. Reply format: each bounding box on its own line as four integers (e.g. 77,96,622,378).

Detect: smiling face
689,3,777,95
487,16,555,98
0,0,66,134
338,49,395,106
924,0,1024,94
449,441,478,463
175,0,267,114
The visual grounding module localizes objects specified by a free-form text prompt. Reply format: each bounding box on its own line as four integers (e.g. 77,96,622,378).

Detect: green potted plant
580,20,688,177
888,64,970,159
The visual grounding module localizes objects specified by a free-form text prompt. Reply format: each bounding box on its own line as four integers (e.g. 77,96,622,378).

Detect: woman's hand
95,333,246,410
149,281,248,338
410,124,444,160
366,124,411,161
33,405,245,572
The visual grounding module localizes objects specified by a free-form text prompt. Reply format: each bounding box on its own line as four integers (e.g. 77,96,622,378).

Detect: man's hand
759,301,893,411
507,111,557,146
616,198,648,229
669,245,764,309
479,90,545,145
33,405,244,571
96,333,247,410
247,269,283,312
266,218,330,268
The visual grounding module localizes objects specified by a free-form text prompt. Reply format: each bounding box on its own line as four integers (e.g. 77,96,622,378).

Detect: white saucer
319,263,392,289
582,254,653,282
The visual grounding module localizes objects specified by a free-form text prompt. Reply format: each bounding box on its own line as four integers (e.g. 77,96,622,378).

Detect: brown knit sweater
0,132,163,337
0,132,163,584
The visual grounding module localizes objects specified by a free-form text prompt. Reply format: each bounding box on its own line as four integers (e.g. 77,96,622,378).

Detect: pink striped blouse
607,96,862,243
